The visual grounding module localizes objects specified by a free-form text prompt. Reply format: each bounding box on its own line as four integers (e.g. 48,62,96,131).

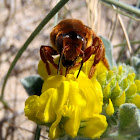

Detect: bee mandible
40,19,109,78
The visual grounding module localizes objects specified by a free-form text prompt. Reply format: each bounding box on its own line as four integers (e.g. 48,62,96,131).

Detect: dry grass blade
86,0,100,33
113,5,132,54
108,11,118,41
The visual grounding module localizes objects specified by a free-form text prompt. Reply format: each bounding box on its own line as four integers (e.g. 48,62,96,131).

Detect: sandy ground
0,0,139,139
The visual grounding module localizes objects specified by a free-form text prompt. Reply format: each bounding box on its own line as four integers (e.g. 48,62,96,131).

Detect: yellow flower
24,71,107,139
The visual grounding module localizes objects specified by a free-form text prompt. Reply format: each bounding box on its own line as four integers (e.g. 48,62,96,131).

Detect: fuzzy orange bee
40,19,109,78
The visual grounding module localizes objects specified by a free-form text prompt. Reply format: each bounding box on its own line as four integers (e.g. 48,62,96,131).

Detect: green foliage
100,36,114,68
21,75,43,96
119,103,140,136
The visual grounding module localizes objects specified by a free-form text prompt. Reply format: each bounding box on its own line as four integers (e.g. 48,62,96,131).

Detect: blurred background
0,0,140,139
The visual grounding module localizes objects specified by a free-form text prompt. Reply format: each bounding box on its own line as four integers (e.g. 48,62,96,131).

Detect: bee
40,19,109,78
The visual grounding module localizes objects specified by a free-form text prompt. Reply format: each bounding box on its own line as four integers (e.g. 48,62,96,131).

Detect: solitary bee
40,19,109,78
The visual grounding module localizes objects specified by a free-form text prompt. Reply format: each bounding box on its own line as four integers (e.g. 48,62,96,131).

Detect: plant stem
0,97,13,112
100,1,140,21
100,0,140,18
134,45,140,55
1,0,69,98
114,40,140,48
34,125,41,140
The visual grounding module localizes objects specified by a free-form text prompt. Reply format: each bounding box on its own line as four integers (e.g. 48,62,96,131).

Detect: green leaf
21,75,43,96
118,103,140,135
100,36,114,68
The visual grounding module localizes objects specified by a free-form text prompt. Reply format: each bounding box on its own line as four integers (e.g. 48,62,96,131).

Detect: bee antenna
76,60,83,78
57,48,65,75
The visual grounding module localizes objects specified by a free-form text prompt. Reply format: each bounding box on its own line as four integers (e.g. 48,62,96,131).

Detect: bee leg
92,37,110,71
88,48,102,79
40,45,62,75
88,37,110,78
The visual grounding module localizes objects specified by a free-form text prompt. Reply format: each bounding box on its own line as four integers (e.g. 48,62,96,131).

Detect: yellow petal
79,114,108,139
130,94,140,108
49,112,62,139
61,105,74,117
24,95,41,123
114,91,125,106
36,88,56,123
64,107,81,138
38,60,48,80
77,76,103,119
68,80,86,109
66,73,76,81
25,95,39,106
52,81,69,112
106,99,114,116
38,57,64,80
73,70,87,78
42,75,65,93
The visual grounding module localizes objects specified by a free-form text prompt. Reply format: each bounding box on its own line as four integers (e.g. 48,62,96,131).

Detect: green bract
96,64,140,109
